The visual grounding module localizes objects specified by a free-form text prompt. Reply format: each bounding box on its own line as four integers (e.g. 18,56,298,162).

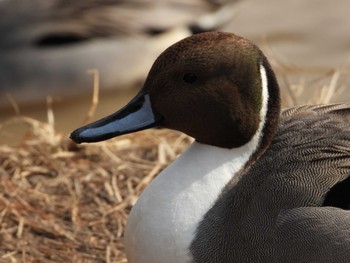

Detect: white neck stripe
124,64,270,263
259,64,269,136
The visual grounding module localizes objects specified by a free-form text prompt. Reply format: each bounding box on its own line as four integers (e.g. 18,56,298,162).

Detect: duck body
71,32,350,262
190,104,350,262
125,108,350,263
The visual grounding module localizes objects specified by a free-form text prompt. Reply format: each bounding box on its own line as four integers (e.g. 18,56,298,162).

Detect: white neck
125,64,269,263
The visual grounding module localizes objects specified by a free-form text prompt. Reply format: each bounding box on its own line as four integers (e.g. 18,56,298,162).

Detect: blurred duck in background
0,0,240,108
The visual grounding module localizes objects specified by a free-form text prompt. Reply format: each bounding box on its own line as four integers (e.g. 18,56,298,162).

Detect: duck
0,0,239,108
70,32,350,262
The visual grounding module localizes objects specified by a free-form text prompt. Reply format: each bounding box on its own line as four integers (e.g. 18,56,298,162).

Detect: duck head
71,32,280,149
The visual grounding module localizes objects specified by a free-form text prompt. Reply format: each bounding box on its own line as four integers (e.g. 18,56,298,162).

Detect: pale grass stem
84,69,100,124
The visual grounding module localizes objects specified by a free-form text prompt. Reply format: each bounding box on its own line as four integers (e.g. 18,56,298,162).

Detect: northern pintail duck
0,0,239,107
71,32,350,262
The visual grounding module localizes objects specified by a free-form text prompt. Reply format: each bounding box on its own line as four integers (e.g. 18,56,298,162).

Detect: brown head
71,32,280,149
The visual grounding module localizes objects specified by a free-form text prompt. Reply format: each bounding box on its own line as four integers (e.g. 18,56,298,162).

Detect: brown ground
0,117,191,262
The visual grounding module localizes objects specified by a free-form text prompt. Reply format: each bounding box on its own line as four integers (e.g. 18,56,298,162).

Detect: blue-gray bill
70,92,162,144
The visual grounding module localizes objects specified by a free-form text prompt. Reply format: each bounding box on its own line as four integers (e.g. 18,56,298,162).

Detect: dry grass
0,117,192,262
260,36,350,107
0,70,194,263
0,62,348,262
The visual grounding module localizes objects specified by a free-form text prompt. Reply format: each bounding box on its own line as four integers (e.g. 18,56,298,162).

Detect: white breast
125,141,259,263
124,65,269,263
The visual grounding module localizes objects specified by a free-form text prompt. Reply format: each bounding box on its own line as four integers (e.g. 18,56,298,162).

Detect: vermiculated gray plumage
191,104,350,262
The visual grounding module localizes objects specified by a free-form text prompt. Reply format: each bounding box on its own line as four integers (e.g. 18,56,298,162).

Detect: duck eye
183,73,198,84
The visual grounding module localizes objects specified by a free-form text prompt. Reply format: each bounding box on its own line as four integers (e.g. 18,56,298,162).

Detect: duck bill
70,92,162,144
